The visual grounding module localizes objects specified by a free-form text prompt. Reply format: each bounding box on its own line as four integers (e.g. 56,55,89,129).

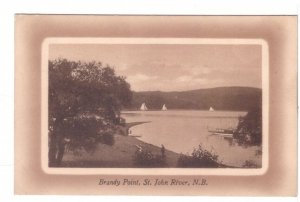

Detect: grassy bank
60,122,234,168
61,122,180,168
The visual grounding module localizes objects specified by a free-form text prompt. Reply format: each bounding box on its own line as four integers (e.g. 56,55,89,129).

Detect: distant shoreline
122,109,248,112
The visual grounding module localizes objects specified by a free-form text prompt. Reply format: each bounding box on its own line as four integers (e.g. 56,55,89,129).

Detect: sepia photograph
42,38,268,174
15,15,296,195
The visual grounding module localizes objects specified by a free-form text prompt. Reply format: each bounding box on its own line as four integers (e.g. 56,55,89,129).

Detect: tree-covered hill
129,87,261,111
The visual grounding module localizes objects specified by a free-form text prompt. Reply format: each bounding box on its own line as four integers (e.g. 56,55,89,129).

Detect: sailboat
209,106,214,112
140,103,148,111
162,104,167,111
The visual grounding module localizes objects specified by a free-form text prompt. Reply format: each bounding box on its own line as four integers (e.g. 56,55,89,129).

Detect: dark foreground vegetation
233,105,262,146
49,58,132,166
177,145,221,168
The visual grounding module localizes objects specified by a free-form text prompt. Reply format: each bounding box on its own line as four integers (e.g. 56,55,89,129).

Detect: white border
41,37,269,175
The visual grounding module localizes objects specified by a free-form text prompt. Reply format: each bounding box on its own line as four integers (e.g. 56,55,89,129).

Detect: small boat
208,128,235,137
129,135,142,138
140,103,148,111
162,104,167,111
209,107,214,112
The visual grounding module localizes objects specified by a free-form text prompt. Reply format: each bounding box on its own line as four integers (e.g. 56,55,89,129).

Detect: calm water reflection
121,110,262,167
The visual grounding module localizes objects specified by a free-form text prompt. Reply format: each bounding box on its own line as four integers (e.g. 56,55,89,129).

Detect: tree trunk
48,130,65,167
56,142,65,165
48,133,58,167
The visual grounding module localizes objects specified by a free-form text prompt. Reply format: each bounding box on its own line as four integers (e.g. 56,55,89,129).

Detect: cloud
118,63,128,71
175,69,207,83
126,73,158,83
176,75,192,82
193,78,206,83
187,65,213,76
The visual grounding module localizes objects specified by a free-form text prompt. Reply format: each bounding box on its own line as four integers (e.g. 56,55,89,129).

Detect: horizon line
132,86,262,93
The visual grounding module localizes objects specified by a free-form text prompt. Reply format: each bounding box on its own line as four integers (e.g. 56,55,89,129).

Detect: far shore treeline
128,87,262,111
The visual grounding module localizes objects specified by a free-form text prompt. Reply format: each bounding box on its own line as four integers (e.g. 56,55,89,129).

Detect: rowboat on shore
208,128,235,137
129,134,142,138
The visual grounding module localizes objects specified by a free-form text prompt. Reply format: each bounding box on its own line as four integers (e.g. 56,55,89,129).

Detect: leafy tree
233,106,262,146
48,59,132,166
177,145,220,168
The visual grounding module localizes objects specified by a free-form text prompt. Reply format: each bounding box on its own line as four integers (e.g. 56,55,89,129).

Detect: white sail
140,103,148,111
162,104,167,111
209,107,214,111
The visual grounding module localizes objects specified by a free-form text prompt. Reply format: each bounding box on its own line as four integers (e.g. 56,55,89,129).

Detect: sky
49,44,262,92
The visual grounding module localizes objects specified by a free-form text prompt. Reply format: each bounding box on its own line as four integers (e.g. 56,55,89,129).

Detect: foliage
61,115,115,154
242,160,259,168
133,149,166,167
130,87,262,111
233,106,262,146
48,58,132,166
177,145,220,168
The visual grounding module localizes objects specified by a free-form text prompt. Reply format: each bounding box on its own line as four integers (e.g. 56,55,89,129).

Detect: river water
121,110,262,167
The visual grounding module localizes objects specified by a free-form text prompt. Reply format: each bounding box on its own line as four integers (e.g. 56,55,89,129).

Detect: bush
62,115,115,155
233,106,262,146
133,149,166,167
177,145,220,168
242,160,259,168
99,131,115,146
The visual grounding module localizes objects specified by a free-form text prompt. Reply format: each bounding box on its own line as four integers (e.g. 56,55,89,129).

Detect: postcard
15,15,297,196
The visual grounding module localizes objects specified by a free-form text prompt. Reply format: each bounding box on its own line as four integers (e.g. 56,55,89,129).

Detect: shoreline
60,121,233,168
61,121,180,168
125,121,150,135
122,109,248,112
117,121,150,136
